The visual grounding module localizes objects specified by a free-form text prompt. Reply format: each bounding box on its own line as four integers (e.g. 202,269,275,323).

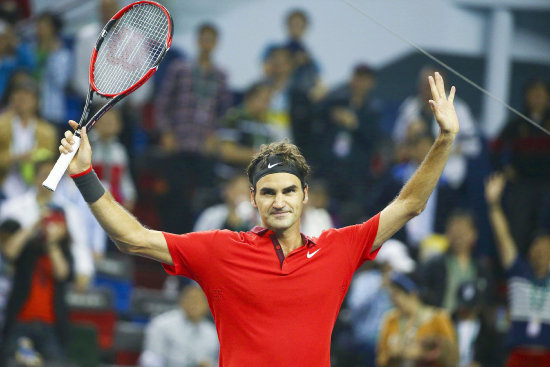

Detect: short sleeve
161,230,223,281
324,213,380,270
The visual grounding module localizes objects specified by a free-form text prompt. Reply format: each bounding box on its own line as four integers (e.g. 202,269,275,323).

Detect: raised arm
373,72,459,250
60,121,172,265
484,173,517,269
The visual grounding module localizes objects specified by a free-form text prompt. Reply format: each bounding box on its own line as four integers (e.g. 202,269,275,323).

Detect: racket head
89,0,173,98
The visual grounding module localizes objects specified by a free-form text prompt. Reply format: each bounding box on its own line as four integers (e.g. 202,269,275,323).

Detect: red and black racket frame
76,0,174,138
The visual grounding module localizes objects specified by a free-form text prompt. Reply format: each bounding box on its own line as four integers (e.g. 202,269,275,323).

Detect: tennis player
59,72,458,366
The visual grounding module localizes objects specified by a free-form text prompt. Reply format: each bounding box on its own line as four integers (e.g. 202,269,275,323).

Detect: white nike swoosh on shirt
267,162,282,169
307,248,321,258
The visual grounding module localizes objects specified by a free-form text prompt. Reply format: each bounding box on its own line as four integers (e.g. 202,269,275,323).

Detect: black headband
251,155,305,189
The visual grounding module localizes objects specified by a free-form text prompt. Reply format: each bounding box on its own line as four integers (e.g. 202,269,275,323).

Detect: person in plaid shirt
153,22,232,233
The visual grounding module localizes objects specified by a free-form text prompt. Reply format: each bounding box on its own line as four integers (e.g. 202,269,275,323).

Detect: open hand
428,72,459,136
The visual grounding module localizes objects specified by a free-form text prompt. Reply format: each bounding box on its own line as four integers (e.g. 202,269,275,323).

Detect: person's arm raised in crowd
60,121,173,265
484,173,517,269
372,72,459,251
1,224,37,261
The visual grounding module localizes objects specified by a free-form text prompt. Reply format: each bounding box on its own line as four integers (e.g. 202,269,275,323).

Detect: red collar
250,226,317,248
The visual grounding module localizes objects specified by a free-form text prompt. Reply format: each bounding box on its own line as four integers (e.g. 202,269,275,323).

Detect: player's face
252,173,308,233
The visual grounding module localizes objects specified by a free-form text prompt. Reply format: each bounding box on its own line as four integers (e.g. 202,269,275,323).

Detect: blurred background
0,0,549,366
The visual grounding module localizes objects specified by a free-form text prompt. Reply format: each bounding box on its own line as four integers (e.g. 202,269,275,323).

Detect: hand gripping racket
43,0,173,191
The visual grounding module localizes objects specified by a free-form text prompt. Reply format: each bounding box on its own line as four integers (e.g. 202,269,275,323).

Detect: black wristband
72,169,106,203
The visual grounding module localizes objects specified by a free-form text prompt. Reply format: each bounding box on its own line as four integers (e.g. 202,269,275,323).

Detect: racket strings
94,3,169,95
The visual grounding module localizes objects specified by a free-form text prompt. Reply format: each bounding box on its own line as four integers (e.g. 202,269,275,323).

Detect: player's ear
302,184,309,204
250,187,257,208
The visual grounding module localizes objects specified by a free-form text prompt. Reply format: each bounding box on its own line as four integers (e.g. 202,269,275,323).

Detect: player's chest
207,241,351,305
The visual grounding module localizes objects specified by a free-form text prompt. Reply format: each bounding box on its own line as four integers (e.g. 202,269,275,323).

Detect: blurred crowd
0,1,549,366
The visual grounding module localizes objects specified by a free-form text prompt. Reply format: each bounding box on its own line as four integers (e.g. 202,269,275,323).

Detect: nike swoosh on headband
268,162,282,169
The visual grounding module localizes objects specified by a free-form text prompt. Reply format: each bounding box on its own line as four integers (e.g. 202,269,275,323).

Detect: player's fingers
68,120,79,130
64,130,75,144
59,144,69,155
61,137,74,152
428,100,436,113
80,126,90,148
449,86,456,103
428,76,440,100
435,72,446,99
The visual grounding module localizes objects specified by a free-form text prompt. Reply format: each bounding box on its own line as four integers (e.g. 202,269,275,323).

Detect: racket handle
42,136,82,191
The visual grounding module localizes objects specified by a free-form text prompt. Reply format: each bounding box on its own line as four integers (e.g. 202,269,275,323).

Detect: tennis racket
43,0,173,191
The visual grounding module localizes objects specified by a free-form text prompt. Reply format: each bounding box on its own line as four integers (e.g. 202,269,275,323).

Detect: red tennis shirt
162,213,381,367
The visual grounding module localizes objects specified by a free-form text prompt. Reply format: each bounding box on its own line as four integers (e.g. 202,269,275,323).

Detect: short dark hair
246,140,311,189
286,9,308,25
6,72,38,98
0,218,21,235
38,12,63,36
353,63,375,77
446,208,477,230
197,22,218,38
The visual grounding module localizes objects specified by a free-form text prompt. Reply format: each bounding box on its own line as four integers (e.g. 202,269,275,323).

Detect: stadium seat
67,287,117,350
129,287,177,323
113,321,145,365
67,324,99,367
94,254,134,314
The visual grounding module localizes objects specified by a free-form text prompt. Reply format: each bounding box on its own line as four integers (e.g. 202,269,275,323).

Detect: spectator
453,281,505,367
485,173,550,367
215,81,276,177
153,22,231,233
377,273,458,367
491,79,550,254
0,218,20,333
0,196,73,364
90,108,136,211
0,157,93,291
0,1,28,23
282,9,319,90
193,175,256,232
0,19,35,102
262,46,294,141
155,22,231,155
32,12,72,133
421,209,493,314
262,9,326,160
140,284,219,367
393,66,480,189
0,76,56,199
314,63,382,205
347,239,414,367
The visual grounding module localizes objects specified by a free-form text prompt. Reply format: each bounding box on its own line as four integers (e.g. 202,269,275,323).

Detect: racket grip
42,136,82,191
